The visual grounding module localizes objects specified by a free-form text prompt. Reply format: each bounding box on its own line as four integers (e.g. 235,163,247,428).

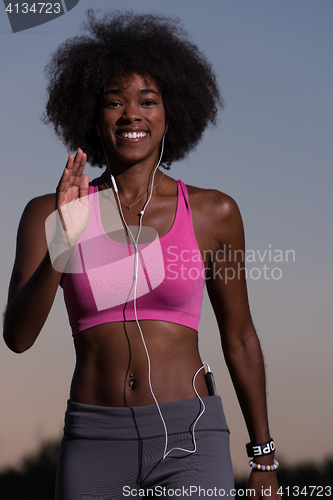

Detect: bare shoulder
184,183,245,254
19,193,56,234
22,193,56,220
16,193,57,259
186,183,243,230
7,193,57,302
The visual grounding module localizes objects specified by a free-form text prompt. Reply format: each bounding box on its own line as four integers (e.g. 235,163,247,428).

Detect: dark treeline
0,439,59,500
0,438,332,499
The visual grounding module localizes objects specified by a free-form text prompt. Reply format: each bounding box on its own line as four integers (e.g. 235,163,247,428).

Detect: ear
164,121,169,133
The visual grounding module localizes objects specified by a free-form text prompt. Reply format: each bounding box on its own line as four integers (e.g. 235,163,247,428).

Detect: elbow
221,325,260,354
3,323,33,353
3,332,29,353
3,306,33,353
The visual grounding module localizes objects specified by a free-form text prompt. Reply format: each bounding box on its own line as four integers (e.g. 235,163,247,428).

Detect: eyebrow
104,88,160,97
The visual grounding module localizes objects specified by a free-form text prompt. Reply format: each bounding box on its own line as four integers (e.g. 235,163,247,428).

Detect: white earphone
98,128,207,460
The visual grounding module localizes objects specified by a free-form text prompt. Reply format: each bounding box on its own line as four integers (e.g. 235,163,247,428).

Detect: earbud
110,175,118,193
96,123,100,136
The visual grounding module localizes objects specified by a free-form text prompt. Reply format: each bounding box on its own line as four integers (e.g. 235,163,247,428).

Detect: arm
4,195,64,353
3,150,88,353
205,194,281,499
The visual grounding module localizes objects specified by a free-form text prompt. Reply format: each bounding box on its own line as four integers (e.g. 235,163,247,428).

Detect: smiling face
98,73,166,170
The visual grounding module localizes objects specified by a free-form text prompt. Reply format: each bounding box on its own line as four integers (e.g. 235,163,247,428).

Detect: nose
121,102,141,122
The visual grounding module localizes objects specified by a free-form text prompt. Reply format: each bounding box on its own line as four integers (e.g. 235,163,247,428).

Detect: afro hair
44,10,223,168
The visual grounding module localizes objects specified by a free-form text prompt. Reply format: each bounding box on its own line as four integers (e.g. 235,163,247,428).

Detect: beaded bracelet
249,459,279,471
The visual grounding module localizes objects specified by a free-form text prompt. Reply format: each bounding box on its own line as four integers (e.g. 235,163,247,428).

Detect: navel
128,373,136,390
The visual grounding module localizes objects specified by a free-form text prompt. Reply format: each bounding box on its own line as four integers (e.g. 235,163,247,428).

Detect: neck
102,136,165,198
100,132,166,196
104,164,162,197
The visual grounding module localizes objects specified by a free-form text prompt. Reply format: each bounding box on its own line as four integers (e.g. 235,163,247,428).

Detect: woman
4,10,280,499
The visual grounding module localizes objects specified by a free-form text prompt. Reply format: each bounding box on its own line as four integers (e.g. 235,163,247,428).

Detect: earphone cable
100,131,207,460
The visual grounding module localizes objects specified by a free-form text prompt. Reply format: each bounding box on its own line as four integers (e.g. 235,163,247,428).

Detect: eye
106,101,122,109
142,100,156,107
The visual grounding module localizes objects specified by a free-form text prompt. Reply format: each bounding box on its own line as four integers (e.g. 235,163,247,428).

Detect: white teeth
120,131,147,139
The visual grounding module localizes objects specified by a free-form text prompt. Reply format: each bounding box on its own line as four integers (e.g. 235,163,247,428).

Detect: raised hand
56,149,89,246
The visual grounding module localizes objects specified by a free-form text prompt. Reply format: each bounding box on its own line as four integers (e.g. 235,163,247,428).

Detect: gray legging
55,395,234,499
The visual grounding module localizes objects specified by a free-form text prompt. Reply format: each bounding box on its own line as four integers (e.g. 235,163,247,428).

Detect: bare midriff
70,320,209,407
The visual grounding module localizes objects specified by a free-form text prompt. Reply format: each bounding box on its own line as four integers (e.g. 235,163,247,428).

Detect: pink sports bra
62,179,205,336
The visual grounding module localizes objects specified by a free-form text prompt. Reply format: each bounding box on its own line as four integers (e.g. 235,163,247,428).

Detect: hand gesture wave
57,149,89,246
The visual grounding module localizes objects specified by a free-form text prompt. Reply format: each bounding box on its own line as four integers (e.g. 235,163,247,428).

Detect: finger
66,152,75,170
71,150,87,186
59,150,85,190
57,150,87,208
57,151,75,191
57,163,72,193
65,149,82,181
56,154,77,209
75,151,87,178
79,174,89,199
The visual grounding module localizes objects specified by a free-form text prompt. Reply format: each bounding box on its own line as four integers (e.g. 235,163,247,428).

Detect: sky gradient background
0,0,332,477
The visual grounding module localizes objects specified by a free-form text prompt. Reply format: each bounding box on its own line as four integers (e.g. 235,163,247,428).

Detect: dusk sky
0,0,332,477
